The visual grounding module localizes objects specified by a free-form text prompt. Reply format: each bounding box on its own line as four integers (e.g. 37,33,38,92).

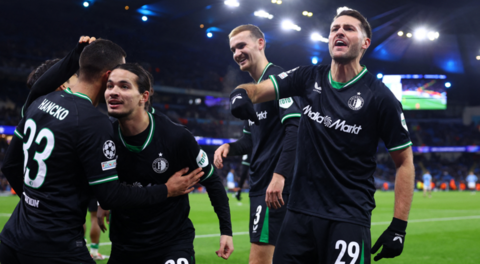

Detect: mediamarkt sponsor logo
303,105,362,134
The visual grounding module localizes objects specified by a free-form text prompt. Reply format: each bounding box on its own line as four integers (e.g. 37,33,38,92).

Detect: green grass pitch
1,191,479,263
401,95,446,110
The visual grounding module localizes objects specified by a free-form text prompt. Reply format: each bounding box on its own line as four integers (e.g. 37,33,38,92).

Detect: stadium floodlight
476,55,480,60
254,10,274,19
83,1,89,7
445,82,451,88
272,0,282,4
311,56,319,65
308,12,313,17
224,0,239,7
377,73,383,79
303,11,308,16
311,33,328,43
398,31,404,37
414,28,427,40
406,32,412,38
207,32,213,38
282,20,301,31
427,31,436,41
142,16,148,22
337,6,351,15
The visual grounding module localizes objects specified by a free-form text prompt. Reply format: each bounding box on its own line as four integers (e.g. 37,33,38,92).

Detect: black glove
234,190,242,201
371,217,407,261
230,89,259,125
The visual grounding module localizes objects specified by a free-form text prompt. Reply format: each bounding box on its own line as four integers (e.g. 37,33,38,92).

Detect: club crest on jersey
152,153,169,174
348,93,364,110
103,140,116,159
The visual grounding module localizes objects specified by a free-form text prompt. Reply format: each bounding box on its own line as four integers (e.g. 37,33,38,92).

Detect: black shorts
249,194,289,245
87,197,97,212
273,209,371,264
108,245,195,264
0,241,94,264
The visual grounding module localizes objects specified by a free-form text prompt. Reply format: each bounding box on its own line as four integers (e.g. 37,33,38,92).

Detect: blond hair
229,24,265,42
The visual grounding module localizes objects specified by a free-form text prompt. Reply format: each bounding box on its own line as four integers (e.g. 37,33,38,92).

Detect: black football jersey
269,65,412,227
110,112,219,252
0,88,119,257
243,63,302,196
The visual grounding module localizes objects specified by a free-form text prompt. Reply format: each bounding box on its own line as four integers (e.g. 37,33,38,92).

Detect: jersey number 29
23,119,55,188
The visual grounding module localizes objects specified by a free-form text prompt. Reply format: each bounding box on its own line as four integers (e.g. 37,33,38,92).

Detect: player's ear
141,90,150,104
257,38,266,51
362,36,371,51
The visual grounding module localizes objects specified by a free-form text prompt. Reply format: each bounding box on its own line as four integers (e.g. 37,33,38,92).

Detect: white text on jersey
23,192,40,208
303,105,362,134
37,99,70,120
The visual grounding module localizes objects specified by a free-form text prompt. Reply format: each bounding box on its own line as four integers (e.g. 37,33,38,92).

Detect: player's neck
118,110,150,136
70,80,103,106
249,57,269,83
330,59,363,83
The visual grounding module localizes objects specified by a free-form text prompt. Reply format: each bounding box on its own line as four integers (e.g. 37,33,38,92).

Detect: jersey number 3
23,119,55,188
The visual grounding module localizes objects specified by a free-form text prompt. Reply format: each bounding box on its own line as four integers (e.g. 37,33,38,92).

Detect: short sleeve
377,88,412,152
179,129,214,182
77,114,119,185
278,96,302,124
269,66,315,100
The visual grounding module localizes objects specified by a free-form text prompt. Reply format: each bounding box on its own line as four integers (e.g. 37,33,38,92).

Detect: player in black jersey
214,24,301,264
99,63,233,263
0,38,203,264
229,9,415,264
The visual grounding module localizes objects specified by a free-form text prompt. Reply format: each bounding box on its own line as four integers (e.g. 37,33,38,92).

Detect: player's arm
22,36,95,116
266,117,299,209
181,130,234,259
230,66,310,122
372,88,414,261
1,125,26,197
391,147,414,220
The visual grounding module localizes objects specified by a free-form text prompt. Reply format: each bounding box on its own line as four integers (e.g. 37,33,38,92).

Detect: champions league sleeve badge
152,153,169,173
348,92,364,111
103,140,116,159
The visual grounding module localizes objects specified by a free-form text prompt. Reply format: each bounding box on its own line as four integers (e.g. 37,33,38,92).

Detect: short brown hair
79,39,126,82
229,24,265,41
334,9,372,40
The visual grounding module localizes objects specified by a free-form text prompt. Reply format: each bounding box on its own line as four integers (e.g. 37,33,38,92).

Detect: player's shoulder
266,63,284,75
153,112,191,139
362,71,390,94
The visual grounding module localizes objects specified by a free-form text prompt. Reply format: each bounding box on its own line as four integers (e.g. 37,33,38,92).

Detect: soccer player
214,24,301,264
466,171,478,192
98,63,233,263
0,38,203,264
229,9,415,263
423,171,432,198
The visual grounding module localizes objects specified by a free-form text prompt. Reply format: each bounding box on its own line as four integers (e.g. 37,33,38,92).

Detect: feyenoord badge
348,93,364,110
152,153,169,174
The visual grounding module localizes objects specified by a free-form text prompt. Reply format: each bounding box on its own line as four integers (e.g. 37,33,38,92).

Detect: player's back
0,88,111,257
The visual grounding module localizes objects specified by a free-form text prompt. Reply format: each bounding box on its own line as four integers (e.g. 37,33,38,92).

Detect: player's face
230,31,263,72
328,16,370,64
105,69,146,119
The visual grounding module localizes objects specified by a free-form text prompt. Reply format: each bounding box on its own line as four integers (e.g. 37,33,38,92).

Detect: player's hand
371,218,408,261
214,144,230,169
96,205,110,233
216,235,234,260
265,173,285,209
165,167,204,197
230,89,259,125
234,190,242,201
76,36,96,54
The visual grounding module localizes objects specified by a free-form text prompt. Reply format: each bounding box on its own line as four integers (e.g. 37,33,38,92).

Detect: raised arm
236,78,276,104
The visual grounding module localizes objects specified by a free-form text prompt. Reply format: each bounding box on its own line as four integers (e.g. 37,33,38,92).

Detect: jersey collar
257,62,273,84
118,112,155,153
328,66,368,89
64,87,93,104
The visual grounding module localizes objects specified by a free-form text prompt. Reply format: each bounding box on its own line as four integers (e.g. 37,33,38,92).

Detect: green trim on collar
257,62,273,84
328,66,368,89
118,112,155,153
65,88,93,104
